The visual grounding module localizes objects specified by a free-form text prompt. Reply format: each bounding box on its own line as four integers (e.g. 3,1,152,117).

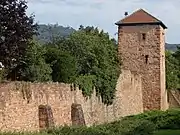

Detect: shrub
126,120,156,135
46,126,113,135
95,119,156,135
122,109,180,130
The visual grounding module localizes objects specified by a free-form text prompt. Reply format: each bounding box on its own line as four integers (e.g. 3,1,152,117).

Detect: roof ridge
120,8,160,23
140,9,161,22
115,8,167,29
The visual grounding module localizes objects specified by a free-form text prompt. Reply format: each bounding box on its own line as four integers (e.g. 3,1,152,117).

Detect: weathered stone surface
71,103,85,126
39,105,54,129
118,24,169,111
0,70,142,132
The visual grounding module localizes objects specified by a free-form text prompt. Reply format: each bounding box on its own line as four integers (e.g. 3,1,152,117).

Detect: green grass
154,130,180,135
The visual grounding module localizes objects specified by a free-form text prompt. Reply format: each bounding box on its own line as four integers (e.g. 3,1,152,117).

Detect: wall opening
71,103,86,126
142,33,146,40
145,55,149,64
38,105,54,130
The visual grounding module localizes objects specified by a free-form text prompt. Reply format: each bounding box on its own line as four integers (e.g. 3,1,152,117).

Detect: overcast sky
27,0,180,43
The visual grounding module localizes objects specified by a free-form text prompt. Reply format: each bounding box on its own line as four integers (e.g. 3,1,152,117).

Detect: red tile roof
115,9,167,29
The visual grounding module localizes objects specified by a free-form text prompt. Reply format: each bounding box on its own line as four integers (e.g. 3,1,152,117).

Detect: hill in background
165,43,180,52
36,24,180,52
35,24,75,44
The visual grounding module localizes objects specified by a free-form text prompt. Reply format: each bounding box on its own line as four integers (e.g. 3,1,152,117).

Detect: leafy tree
173,47,180,88
0,0,37,80
75,74,96,96
45,46,77,83
56,26,121,104
173,46,180,63
165,50,180,90
18,40,52,82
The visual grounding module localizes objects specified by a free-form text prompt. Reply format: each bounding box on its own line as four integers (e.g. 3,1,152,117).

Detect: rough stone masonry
0,70,142,132
115,9,169,111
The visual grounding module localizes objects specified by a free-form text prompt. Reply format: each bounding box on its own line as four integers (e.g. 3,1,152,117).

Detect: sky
27,0,180,43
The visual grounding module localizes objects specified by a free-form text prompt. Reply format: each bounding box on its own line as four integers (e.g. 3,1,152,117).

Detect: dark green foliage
56,26,121,104
75,75,96,96
124,109,180,130
154,130,180,135
0,0,37,80
165,51,180,90
129,120,155,135
45,46,77,83
18,40,52,82
95,119,155,135
46,126,113,135
45,120,155,135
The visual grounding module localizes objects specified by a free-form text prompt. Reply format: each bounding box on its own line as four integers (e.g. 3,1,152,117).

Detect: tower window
142,33,146,40
145,55,149,64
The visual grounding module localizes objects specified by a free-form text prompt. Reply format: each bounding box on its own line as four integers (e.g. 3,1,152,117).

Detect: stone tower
115,9,169,111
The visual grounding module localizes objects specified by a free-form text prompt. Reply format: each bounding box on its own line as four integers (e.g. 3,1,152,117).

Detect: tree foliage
45,46,77,83
0,0,37,79
0,1,121,104
165,51,180,90
165,48,180,90
56,26,121,104
19,40,52,82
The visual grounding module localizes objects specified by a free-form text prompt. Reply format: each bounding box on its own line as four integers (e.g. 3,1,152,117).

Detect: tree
45,46,77,83
172,47,180,88
18,40,52,82
0,0,37,80
165,50,180,90
56,26,121,104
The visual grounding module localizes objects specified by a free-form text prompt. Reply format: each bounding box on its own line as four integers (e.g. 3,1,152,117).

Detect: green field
155,130,180,135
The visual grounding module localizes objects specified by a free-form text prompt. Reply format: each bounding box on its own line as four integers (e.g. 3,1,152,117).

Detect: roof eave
115,22,167,29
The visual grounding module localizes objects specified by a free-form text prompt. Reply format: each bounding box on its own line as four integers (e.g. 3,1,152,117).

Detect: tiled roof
115,9,167,29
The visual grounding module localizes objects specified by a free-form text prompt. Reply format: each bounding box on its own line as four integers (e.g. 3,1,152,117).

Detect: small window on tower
145,55,149,64
142,33,146,40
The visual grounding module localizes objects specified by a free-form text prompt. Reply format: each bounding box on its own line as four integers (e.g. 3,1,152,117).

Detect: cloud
27,0,180,43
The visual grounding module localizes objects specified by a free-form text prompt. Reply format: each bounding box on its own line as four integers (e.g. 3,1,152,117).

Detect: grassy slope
154,130,180,135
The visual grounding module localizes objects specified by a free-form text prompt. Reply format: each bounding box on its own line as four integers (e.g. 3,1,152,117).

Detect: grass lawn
154,130,180,135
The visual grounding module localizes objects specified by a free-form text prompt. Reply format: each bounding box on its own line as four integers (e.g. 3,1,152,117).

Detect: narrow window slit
142,33,146,40
145,55,149,64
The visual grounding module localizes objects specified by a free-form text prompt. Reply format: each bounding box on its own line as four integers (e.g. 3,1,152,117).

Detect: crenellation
0,69,143,131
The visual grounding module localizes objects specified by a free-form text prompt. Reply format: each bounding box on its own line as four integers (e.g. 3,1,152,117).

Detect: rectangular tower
115,9,168,111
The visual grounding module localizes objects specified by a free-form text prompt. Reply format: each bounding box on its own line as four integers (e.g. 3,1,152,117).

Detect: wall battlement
0,70,143,132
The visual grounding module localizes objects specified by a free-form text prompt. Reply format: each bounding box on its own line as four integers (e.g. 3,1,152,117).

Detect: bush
126,120,156,135
95,119,156,135
123,109,180,130
46,126,113,135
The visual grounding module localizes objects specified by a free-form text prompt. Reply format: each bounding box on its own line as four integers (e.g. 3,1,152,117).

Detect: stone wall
160,26,169,110
0,70,143,132
118,25,168,111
